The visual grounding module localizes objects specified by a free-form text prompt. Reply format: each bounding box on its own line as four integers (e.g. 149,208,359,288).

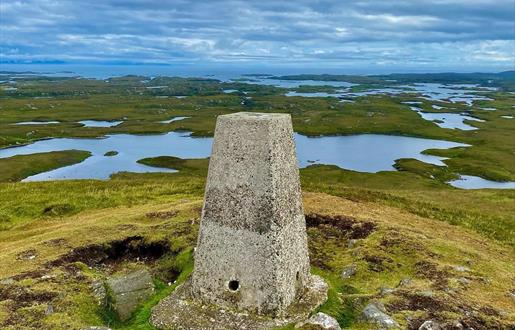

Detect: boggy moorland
0,71,514,329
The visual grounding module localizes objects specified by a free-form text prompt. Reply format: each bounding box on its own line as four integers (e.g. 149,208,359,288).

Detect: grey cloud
0,0,514,69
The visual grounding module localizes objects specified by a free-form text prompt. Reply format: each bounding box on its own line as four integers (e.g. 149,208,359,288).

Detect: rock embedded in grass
297,312,341,329
105,269,154,321
418,320,442,330
340,264,357,279
362,302,399,329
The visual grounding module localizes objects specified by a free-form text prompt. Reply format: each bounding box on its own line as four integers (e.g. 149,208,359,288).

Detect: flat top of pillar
219,112,290,121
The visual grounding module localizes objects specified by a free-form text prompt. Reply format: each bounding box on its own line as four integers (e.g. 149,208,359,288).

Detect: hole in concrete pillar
228,280,239,291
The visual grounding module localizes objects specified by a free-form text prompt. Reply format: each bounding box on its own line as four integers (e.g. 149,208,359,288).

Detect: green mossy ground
0,150,91,182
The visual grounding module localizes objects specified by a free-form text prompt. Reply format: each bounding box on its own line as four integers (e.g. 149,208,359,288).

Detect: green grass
137,156,209,176
0,173,513,329
0,150,91,182
300,165,515,247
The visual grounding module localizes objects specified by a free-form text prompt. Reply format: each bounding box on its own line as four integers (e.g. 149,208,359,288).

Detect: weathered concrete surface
191,112,311,315
150,274,327,330
151,112,327,329
106,269,154,321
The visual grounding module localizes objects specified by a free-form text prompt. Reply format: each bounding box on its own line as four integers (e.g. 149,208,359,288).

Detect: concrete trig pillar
151,112,327,330
191,112,311,315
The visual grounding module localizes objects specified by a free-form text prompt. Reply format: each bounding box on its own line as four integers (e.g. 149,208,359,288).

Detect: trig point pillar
192,112,310,314
151,112,327,330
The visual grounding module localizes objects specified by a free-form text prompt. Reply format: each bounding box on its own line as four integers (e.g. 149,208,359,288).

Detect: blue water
79,120,123,127
285,91,342,98
159,117,190,123
0,132,468,181
407,106,483,130
449,175,515,189
12,121,60,125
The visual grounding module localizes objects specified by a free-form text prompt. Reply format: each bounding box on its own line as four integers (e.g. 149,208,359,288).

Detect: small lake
79,120,123,127
285,91,343,98
449,175,515,189
0,132,468,181
159,116,190,123
408,106,482,130
12,121,60,125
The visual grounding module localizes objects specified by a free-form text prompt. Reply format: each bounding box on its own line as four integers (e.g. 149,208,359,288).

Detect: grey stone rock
417,290,434,297
362,302,399,329
91,280,107,305
453,265,471,272
453,321,464,329
419,320,441,330
106,269,154,321
45,304,54,315
298,312,341,329
0,278,15,285
341,264,357,279
457,277,471,285
379,287,395,296
347,239,357,248
398,278,412,287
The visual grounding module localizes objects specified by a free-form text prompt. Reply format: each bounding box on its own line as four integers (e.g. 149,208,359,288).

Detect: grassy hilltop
0,74,514,329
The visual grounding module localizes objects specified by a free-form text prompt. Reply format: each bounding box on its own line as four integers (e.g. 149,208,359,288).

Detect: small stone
379,287,395,296
45,304,54,315
418,290,434,297
82,327,111,330
457,277,471,285
298,312,341,329
105,269,154,321
347,239,357,248
398,278,412,287
41,274,56,280
419,320,441,330
453,321,464,329
0,278,15,285
362,302,399,329
341,264,357,279
91,280,107,305
453,266,471,272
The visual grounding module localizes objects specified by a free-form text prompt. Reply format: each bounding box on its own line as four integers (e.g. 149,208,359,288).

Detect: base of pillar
150,275,328,330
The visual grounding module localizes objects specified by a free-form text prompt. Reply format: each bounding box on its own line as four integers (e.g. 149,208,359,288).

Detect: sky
1,0,514,72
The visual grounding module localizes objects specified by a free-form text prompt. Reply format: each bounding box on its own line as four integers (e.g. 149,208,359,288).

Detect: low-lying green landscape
0,72,513,329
